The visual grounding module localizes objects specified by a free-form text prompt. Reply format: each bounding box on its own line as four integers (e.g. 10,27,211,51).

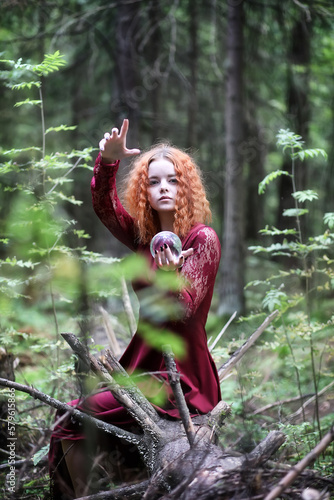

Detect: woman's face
147,158,178,214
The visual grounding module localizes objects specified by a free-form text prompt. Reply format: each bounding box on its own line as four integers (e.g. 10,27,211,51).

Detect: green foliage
0,54,199,498
218,129,333,472
258,169,290,195
291,190,319,202
323,212,334,229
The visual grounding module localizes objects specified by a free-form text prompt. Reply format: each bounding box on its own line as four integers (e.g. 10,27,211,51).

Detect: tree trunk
219,2,245,315
147,0,163,142
186,0,198,148
244,106,265,241
277,15,311,235
114,0,141,147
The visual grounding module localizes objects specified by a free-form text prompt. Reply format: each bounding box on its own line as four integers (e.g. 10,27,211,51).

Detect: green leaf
3,257,38,268
283,208,309,217
32,51,66,76
324,213,334,229
292,190,319,203
249,242,292,257
276,129,304,152
45,125,77,134
73,229,91,239
80,250,120,264
139,322,186,359
51,192,83,205
11,81,41,90
258,170,291,194
292,148,328,161
1,146,41,155
262,288,288,312
259,226,298,236
14,98,41,107
32,444,50,466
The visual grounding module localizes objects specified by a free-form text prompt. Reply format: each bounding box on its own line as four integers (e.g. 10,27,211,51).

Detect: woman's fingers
182,248,194,259
119,118,129,138
154,245,191,271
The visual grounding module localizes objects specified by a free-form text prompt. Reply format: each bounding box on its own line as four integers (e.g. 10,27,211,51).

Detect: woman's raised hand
99,119,140,163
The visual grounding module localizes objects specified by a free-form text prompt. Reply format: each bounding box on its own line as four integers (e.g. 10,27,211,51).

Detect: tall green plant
0,52,118,384
248,129,333,448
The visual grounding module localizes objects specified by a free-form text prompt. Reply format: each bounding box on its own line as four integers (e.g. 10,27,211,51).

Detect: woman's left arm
178,227,221,319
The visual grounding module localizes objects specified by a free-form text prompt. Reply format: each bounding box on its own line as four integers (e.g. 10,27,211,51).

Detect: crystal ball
150,231,182,258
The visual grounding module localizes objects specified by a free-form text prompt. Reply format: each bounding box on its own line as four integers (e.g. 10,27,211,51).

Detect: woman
49,119,221,498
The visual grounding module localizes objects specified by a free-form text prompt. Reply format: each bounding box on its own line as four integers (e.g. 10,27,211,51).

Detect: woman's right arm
90,119,141,251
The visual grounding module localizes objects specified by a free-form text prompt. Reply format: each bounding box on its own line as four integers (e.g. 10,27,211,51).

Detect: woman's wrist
100,153,118,164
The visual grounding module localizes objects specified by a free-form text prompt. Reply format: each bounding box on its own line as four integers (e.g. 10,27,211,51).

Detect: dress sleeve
90,153,139,252
178,226,221,320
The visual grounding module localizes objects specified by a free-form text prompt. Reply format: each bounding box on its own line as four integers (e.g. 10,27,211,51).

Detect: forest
0,0,333,498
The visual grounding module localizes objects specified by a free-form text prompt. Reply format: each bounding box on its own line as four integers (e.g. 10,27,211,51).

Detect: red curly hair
123,144,212,244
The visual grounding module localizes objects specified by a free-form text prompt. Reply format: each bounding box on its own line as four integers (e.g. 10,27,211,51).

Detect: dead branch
0,377,140,445
76,479,150,500
286,380,334,422
163,347,196,446
264,425,334,500
98,306,122,357
218,310,279,381
253,393,314,415
208,311,237,352
121,276,137,336
246,430,286,466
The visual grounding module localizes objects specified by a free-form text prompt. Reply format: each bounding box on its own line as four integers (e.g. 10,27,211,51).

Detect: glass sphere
150,231,182,258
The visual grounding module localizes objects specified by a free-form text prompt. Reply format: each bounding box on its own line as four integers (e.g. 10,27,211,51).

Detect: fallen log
60,333,286,499
0,329,287,499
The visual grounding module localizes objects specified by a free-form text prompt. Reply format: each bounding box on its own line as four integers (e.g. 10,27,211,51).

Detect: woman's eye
149,180,158,185
170,178,178,184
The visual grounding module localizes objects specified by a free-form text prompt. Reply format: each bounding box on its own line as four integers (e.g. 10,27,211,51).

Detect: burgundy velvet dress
49,153,221,497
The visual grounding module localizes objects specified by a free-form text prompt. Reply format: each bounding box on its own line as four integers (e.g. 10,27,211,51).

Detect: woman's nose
160,180,168,191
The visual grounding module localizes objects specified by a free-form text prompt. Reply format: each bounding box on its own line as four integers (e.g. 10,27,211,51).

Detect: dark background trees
2,0,333,312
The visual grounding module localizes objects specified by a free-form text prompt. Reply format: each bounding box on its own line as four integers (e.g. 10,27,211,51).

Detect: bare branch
120,276,137,336
253,393,314,415
0,377,140,445
218,310,279,381
163,347,196,446
98,306,122,357
286,380,334,422
209,311,237,352
264,426,334,500
76,479,150,500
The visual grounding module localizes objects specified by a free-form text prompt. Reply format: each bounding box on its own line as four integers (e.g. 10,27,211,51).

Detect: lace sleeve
179,226,221,320
90,153,138,251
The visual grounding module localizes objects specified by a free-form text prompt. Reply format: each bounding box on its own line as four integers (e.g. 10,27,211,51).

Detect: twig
98,306,122,357
121,276,137,336
163,346,196,446
209,310,237,352
286,380,334,422
218,310,279,381
264,425,334,500
0,377,140,445
252,393,314,415
76,479,150,500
